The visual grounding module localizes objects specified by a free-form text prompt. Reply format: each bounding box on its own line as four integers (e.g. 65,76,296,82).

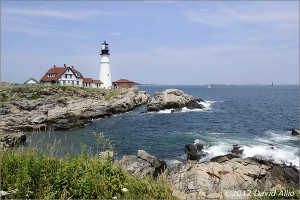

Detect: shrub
0,137,176,199
29,94,43,100
104,90,120,100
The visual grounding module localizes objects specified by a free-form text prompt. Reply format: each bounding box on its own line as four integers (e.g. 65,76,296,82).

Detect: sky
1,1,299,85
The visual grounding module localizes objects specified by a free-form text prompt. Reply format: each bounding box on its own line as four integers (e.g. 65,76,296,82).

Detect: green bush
29,94,43,100
0,145,176,199
104,90,120,100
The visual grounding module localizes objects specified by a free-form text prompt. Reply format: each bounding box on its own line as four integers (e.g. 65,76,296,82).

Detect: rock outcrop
0,86,149,148
230,144,244,155
117,150,167,178
291,129,299,136
0,132,27,148
185,143,207,161
166,156,299,199
116,149,299,200
147,89,205,112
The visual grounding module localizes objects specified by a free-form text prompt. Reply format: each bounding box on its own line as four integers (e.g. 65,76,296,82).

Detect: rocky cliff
147,89,205,112
0,84,149,147
117,150,299,200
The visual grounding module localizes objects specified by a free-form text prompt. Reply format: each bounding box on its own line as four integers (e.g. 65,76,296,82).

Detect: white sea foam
198,100,216,110
242,145,299,167
209,132,225,135
157,100,216,114
265,130,299,143
165,159,182,165
194,135,299,168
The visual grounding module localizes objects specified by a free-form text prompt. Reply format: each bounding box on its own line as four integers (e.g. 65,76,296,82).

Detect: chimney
64,64,66,68
54,65,56,68
71,66,74,68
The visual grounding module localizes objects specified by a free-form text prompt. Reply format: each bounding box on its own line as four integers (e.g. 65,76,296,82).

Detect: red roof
72,68,84,78
93,80,103,84
113,79,134,83
83,78,103,84
40,65,84,82
83,78,93,83
40,67,68,82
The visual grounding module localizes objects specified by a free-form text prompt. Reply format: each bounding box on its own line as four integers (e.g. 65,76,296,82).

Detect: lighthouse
99,41,112,89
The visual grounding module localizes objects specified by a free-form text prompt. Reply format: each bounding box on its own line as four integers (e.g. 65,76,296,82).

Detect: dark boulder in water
230,144,244,155
185,143,207,161
291,129,299,136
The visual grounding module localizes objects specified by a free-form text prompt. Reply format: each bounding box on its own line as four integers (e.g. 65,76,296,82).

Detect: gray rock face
117,150,167,178
185,143,207,161
0,132,26,148
147,89,205,112
0,87,149,147
116,149,299,199
166,157,299,199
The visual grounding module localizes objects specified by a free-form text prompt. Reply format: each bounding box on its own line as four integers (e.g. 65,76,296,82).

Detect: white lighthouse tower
99,41,112,89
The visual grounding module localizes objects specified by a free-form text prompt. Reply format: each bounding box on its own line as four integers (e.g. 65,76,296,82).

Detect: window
70,74,72,78
77,81,79,85
65,74,67,78
108,74,109,76
63,81,65,85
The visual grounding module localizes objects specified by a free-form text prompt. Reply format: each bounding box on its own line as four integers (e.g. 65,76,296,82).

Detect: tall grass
0,133,176,199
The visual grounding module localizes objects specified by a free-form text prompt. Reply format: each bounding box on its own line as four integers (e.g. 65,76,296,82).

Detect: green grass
104,90,120,100
0,138,176,199
29,94,44,100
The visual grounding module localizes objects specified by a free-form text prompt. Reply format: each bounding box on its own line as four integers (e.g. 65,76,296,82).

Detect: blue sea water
29,85,300,167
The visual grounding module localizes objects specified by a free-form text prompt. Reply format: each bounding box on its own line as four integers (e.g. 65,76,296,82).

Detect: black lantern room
101,41,110,55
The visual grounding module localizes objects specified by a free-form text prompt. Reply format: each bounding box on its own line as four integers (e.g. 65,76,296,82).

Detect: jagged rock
117,150,167,178
0,132,26,148
1,87,149,135
291,129,299,136
230,144,244,155
166,156,299,199
210,154,239,163
185,143,207,161
147,89,205,112
137,150,161,168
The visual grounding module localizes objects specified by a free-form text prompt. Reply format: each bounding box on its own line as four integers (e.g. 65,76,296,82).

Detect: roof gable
24,78,39,84
40,67,68,82
40,65,84,82
113,79,134,83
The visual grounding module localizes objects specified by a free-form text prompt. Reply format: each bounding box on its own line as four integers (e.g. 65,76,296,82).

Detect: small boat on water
208,85,211,88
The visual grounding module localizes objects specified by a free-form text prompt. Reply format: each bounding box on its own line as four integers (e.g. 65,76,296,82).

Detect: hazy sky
1,1,299,85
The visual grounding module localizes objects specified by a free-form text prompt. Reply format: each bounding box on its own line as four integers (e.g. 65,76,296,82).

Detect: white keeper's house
40,64,103,88
38,41,135,89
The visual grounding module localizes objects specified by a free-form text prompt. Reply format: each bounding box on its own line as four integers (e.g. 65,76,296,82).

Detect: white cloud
2,7,116,20
109,32,122,36
182,2,298,27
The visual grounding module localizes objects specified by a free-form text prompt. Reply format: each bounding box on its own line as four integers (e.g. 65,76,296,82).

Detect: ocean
29,85,300,167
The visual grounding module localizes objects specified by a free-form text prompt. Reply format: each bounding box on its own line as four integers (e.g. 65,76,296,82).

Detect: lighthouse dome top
102,41,109,50
101,40,110,55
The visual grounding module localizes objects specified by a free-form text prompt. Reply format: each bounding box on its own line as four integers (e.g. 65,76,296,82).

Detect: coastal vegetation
0,143,175,199
0,84,121,101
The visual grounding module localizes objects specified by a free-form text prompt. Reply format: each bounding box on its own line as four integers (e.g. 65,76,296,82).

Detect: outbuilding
113,79,135,89
24,78,39,85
